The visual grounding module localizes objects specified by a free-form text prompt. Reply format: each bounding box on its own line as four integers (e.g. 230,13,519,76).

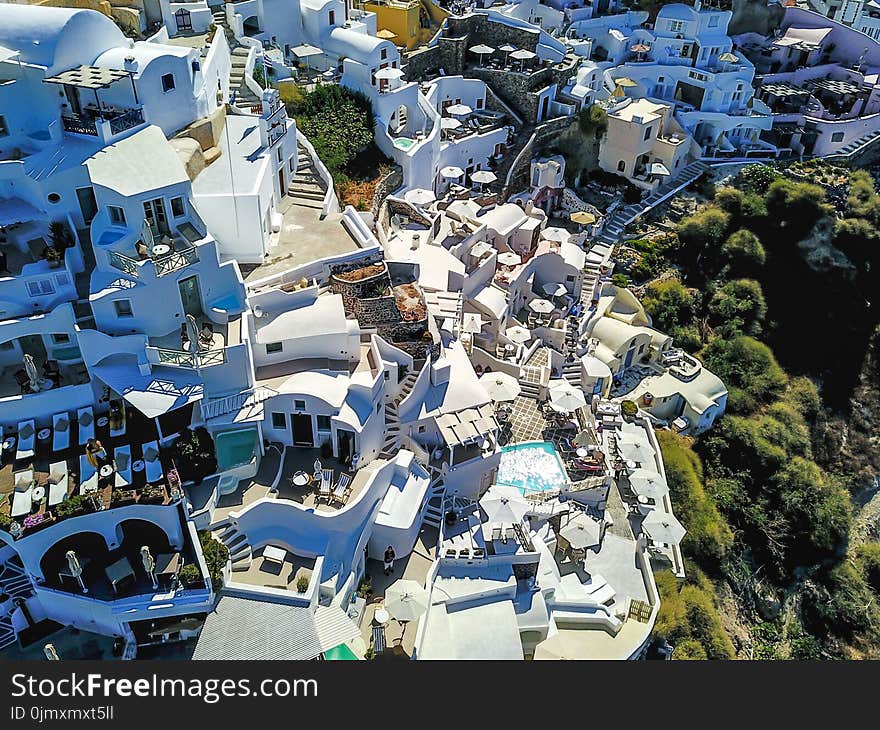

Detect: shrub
168,427,218,483
0,512,11,532
54,494,94,520
179,563,203,588
855,543,880,594
610,273,629,289
620,400,638,418
721,229,766,271
642,278,700,334
296,575,310,593
677,206,730,253
197,531,229,591
738,164,780,195
701,336,788,414
707,279,767,338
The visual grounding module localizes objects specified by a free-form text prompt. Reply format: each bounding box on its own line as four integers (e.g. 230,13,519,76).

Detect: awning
291,44,323,58
92,357,204,419
43,65,130,89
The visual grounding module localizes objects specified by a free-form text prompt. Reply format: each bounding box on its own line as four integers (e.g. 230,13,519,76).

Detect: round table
2,436,15,451
99,464,114,478
625,460,637,470
637,495,649,505
576,447,589,459
132,460,145,473
37,428,51,441
292,471,310,487
97,416,109,428
374,608,390,625
32,486,46,502
151,243,171,257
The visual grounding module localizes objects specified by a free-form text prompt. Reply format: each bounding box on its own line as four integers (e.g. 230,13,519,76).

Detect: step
287,197,325,210
288,188,325,202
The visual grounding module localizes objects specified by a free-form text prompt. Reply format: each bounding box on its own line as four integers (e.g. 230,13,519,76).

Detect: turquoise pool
497,441,568,494
215,428,258,471
393,137,416,150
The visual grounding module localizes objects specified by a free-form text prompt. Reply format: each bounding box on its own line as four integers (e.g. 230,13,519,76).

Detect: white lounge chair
331,472,353,505
15,420,35,461
143,441,163,484
77,407,94,446
52,412,71,452
47,461,69,507
318,468,332,501
11,470,34,518
114,445,132,488
79,454,99,494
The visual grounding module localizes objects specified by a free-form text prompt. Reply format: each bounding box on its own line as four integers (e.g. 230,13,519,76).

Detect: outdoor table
3,436,15,451
132,459,145,473
576,447,589,459
99,464,114,479
105,557,135,594
262,545,286,565
32,486,45,502
97,416,109,428
151,244,171,257
374,608,390,625
292,471,310,487
37,428,51,441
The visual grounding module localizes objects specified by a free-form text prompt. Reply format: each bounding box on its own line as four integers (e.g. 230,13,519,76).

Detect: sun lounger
109,402,126,439
143,441,163,484
318,468,332,501
53,412,71,452
15,420,35,461
331,472,353,504
47,461,69,507
371,623,386,654
77,407,94,446
79,454,99,494
114,445,132,488
11,470,34,518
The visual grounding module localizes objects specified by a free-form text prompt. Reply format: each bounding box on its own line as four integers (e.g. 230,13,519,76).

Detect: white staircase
201,387,277,421
382,369,419,453
0,557,33,651
422,476,447,528
287,144,328,211
211,519,253,573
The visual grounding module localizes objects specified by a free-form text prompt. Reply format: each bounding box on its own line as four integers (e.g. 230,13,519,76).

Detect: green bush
855,543,880,594
642,278,700,334
168,427,218,483
179,563,203,587
738,164,780,195
0,511,11,532
197,531,229,591
721,229,766,271
610,273,629,289
54,494,94,520
677,206,730,252
296,575,310,593
620,400,638,418
701,336,787,414
707,279,767,338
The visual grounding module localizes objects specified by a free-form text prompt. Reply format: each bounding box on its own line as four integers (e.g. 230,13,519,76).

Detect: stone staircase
212,8,262,111
382,369,420,453
0,557,33,651
211,520,253,573
825,127,880,160
519,346,550,399
422,476,447,528
287,143,328,211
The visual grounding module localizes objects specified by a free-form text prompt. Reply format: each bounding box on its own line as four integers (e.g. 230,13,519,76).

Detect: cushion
116,452,130,470
144,447,158,462
79,410,93,426
14,474,33,491
19,423,34,439
48,470,66,485
55,417,69,432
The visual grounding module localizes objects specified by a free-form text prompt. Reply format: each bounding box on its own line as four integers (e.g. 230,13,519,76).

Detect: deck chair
113,445,132,488
53,412,70,452
77,407,94,446
318,468,333,501
331,472,353,505
11,469,34,518
109,402,126,439
79,454,99,494
15,420,35,461
143,441,163,484
47,461,69,507
371,623,386,654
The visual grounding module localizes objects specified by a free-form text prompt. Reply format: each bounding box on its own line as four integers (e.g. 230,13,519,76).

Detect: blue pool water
497,441,568,494
215,428,258,471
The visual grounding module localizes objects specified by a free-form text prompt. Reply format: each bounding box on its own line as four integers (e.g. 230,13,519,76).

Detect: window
668,20,684,33
289,157,296,172
0,115,8,137
329,10,335,25
381,48,387,60
27,279,55,297
708,15,719,27
170,197,186,218
161,73,175,92
476,97,484,109
644,126,653,140
317,415,331,431
192,60,201,74
51,333,71,345
54,273,70,288
271,412,287,429
294,399,306,410
617,160,626,172
109,206,126,225
114,299,133,317
831,131,845,143
277,147,283,163
266,342,283,354
417,425,426,433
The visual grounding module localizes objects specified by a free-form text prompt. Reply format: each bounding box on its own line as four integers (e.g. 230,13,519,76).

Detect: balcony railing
61,113,98,136
155,347,227,369
107,250,141,278
155,246,199,277
108,107,145,135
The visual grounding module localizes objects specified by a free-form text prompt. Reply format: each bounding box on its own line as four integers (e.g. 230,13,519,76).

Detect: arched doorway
40,531,108,593
243,15,261,37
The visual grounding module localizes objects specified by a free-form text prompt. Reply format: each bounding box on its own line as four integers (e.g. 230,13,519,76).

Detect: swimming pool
497,441,569,495
393,137,416,150
214,427,258,471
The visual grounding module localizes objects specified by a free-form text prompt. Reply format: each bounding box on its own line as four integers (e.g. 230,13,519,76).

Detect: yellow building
359,0,447,51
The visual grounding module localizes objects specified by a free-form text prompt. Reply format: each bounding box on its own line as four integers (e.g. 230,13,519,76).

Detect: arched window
174,8,192,33
617,160,626,172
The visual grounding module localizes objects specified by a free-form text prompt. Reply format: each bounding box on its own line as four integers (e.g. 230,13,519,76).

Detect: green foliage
577,103,607,137
676,205,730,252
707,278,766,338
620,399,638,418
804,562,880,646
54,494,93,519
277,81,306,110
738,164,781,195
642,278,700,336
0,511,11,531
752,621,783,659
785,376,821,423
654,570,736,660
855,543,880,594
251,63,267,88
702,336,787,414
764,179,829,239
721,229,766,272
179,563,202,587
610,273,629,289
168,427,218,483
657,431,733,566
296,575,310,593
845,170,879,221
198,531,229,591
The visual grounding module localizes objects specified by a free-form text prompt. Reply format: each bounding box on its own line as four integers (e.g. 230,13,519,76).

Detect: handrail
155,246,199,277
154,346,227,368
107,250,141,278
108,107,145,135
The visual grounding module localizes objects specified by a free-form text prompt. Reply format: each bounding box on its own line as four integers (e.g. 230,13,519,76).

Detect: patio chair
11,470,34,518
77,407,94,446
47,461,68,507
53,412,70,452
114,445,132,488
331,472,353,505
371,623,386,654
143,441,163,484
15,420,35,461
79,454,99,495
13,369,30,394
199,322,214,346
318,468,333,501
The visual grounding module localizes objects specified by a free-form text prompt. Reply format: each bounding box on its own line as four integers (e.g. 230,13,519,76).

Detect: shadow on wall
729,0,785,37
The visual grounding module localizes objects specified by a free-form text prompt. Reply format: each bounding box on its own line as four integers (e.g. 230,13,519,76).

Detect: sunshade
617,434,655,464
446,103,473,116
548,383,587,413
404,188,436,206
627,468,669,500
375,66,404,79
499,44,517,53
570,211,596,225
505,325,531,343
615,76,639,87
542,282,567,297
641,511,686,545
461,312,485,333
440,165,464,178
471,170,497,184
376,29,397,40
510,49,536,60
497,251,522,266
718,52,739,63
528,298,554,314
630,43,651,53
384,580,429,623
470,44,496,55
481,484,530,524
291,44,323,58
441,117,462,129
542,226,570,243
479,372,521,402
559,512,601,549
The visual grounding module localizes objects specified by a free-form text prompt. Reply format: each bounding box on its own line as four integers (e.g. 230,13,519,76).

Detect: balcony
106,244,200,279
61,107,146,142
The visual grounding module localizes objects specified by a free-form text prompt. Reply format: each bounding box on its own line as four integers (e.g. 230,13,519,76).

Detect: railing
155,246,199,277
61,113,97,136
267,120,287,147
107,250,141,278
155,346,227,369
201,386,277,419
108,107,145,135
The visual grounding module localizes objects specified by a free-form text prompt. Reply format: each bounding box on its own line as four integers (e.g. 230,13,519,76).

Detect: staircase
519,346,550,400
422,476,447,528
825,127,880,160
212,8,262,111
382,369,419,453
211,520,253,573
0,557,34,651
286,144,328,211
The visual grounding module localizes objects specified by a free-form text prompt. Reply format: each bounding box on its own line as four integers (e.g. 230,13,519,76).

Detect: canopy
384,580,429,623
718,52,739,63
441,117,462,130
499,44,517,53
570,211,596,225
481,484,530,524
627,467,669,500
630,43,651,53
43,64,130,89
479,371,521,402
510,49,536,60
615,76,639,87
470,44,495,55
404,188,436,206
548,383,587,413
375,66,404,80
559,512,601,550
497,251,521,266
528,298,554,314
617,434,655,464
376,29,397,40
542,282,567,297
461,312,485,333
505,324,531,343
471,170,497,184
291,44,323,58
440,165,464,178
642,511,686,545
446,103,473,116
542,226,570,243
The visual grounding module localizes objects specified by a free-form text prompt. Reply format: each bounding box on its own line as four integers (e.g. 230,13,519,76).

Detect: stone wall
503,115,575,196
372,165,404,218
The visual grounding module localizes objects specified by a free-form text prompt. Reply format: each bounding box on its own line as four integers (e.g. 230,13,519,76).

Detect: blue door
623,346,636,370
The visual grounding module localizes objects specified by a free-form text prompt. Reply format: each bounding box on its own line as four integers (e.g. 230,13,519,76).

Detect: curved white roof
0,5,123,72
657,3,698,22
325,27,393,64
94,41,192,77
478,203,528,237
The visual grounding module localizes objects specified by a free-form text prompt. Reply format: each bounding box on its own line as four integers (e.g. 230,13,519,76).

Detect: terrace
232,545,317,594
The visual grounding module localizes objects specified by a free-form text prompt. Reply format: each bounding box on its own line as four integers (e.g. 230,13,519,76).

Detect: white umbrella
185,314,200,354
141,545,157,589
44,643,60,661
479,371,521,402
446,103,473,117
499,44,517,65
497,251,522,266
617,434,655,464
469,44,495,65
470,169,497,185
528,298,554,314
441,117,462,130
23,353,40,392
542,282,567,297
375,66,404,80
510,48,536,70
66,550,87,594
642,511,686,545
549,383,587,413
628,468,669,500
461,312,484,334
481,484,530,524
405,188,436,207
505,325,531,344
440,165,464,179
384,579,429,623
559,512,601,550
542,226,570,243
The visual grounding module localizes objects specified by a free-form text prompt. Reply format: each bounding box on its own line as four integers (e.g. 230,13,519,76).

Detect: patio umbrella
627,467,669,500
641,511,686,545
548,383,587,413
510,48,536,70
441,117,462,130
542,282,567,297
185,314,200,354
405,188,436,207
469,44,495,65
528,298,554,314
559,512,601,550
440,165,464,179
611,84,627,99
141,545,157,589
375,67,404,80
479,371,521,402
66,550,87,594
470,170,497,185
718,52,739,64
573,430,593,448
630,43,651,54
376,29,397,40
617,434,655,464
570,211,596,226
615,76,639,87
481,484,530,524
497,251,522,266
542,226,570,243
23,353,41,392
384,579,429,624
446,103,473,117
499,44,517,65
505,324,531,343
461,312,484,334
44,643,60,661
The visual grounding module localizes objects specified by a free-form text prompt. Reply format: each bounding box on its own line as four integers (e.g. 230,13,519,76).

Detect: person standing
383,546,396,576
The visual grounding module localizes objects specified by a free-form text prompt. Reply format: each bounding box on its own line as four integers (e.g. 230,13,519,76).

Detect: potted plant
620,399,639,419
140,484,165,504
178,563,203,589
110,489,137,507
43,245,62,268
49,221,72,250
296,575,310,593
356,576,372,600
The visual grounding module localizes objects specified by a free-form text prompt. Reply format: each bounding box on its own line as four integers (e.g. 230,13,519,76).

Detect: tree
721,229,766,272
764,179,829,239
707,278,767,338
701,336,788,413
642,278,700,334
677,205,730,251
738,164,780,195
611,273,629,289
855,543,880,595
